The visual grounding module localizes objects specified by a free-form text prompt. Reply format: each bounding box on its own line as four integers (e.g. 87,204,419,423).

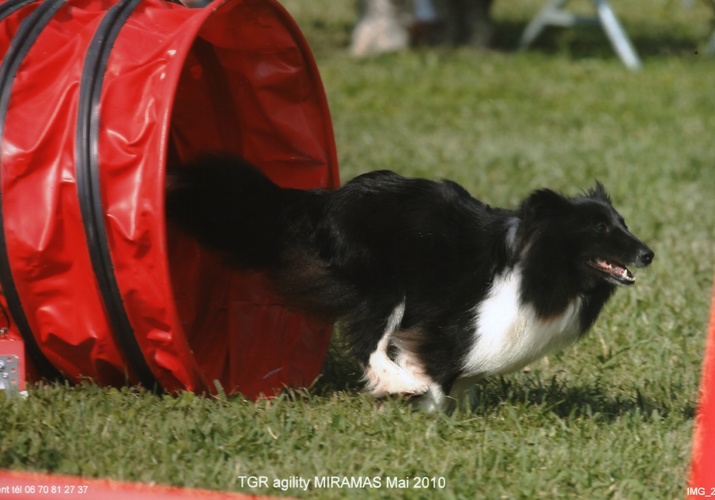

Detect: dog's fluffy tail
165,154,321,270
165,154,353,317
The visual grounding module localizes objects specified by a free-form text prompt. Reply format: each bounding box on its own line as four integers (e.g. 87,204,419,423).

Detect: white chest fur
462,266,583,377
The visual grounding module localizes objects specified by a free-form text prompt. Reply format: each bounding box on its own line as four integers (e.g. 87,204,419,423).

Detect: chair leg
594,0,641,69
707,29,715,54
518,0,570,50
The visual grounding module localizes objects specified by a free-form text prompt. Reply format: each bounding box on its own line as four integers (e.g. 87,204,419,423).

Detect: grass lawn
2,0,714,498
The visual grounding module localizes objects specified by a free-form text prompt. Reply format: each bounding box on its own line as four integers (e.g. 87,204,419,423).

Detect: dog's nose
638,248,654,266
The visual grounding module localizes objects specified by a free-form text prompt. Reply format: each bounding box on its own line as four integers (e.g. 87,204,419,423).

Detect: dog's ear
584,180,612,204
517,189,570,246
519,189,571,233
520,188,570,219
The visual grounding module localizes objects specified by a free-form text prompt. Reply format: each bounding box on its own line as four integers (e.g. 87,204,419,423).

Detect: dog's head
519,182,654,288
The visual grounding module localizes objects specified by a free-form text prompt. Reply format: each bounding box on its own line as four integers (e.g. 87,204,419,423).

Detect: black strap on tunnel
0,0,65,380
0,0,38,21
76,0,163,392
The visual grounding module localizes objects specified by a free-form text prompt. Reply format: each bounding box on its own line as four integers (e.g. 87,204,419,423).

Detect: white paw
363,362,429,398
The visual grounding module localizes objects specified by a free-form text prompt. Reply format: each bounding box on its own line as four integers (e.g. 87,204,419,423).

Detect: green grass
2,1,715,498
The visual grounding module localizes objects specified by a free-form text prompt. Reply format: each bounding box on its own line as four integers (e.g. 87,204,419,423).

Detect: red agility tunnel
689,275,715,496
0,0,338,397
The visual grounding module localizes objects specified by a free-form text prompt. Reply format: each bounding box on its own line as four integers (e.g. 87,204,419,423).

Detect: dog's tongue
594,258,635,284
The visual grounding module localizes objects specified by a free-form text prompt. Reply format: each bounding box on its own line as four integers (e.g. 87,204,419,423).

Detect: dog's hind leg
347,299,430,398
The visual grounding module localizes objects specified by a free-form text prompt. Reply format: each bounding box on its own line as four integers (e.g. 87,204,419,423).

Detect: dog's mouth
587,257,636,286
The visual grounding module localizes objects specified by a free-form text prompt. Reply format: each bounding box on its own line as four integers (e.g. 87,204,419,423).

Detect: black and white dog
166,155,654,411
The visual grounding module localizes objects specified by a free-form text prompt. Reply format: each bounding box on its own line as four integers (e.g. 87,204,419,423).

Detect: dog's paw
410,384,449,413
364,366,430,398
389,376,430,398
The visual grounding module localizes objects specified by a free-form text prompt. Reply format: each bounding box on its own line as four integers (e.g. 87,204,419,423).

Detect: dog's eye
594,222,609,233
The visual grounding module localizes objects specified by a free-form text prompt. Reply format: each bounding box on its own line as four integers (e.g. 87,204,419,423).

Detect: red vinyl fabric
0,470,273,499
0,0,338,397
689,276,715,496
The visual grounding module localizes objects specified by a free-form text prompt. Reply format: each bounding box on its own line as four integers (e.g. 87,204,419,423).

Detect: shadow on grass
461,375,696,422
313,344,696,421
311,338,365,395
